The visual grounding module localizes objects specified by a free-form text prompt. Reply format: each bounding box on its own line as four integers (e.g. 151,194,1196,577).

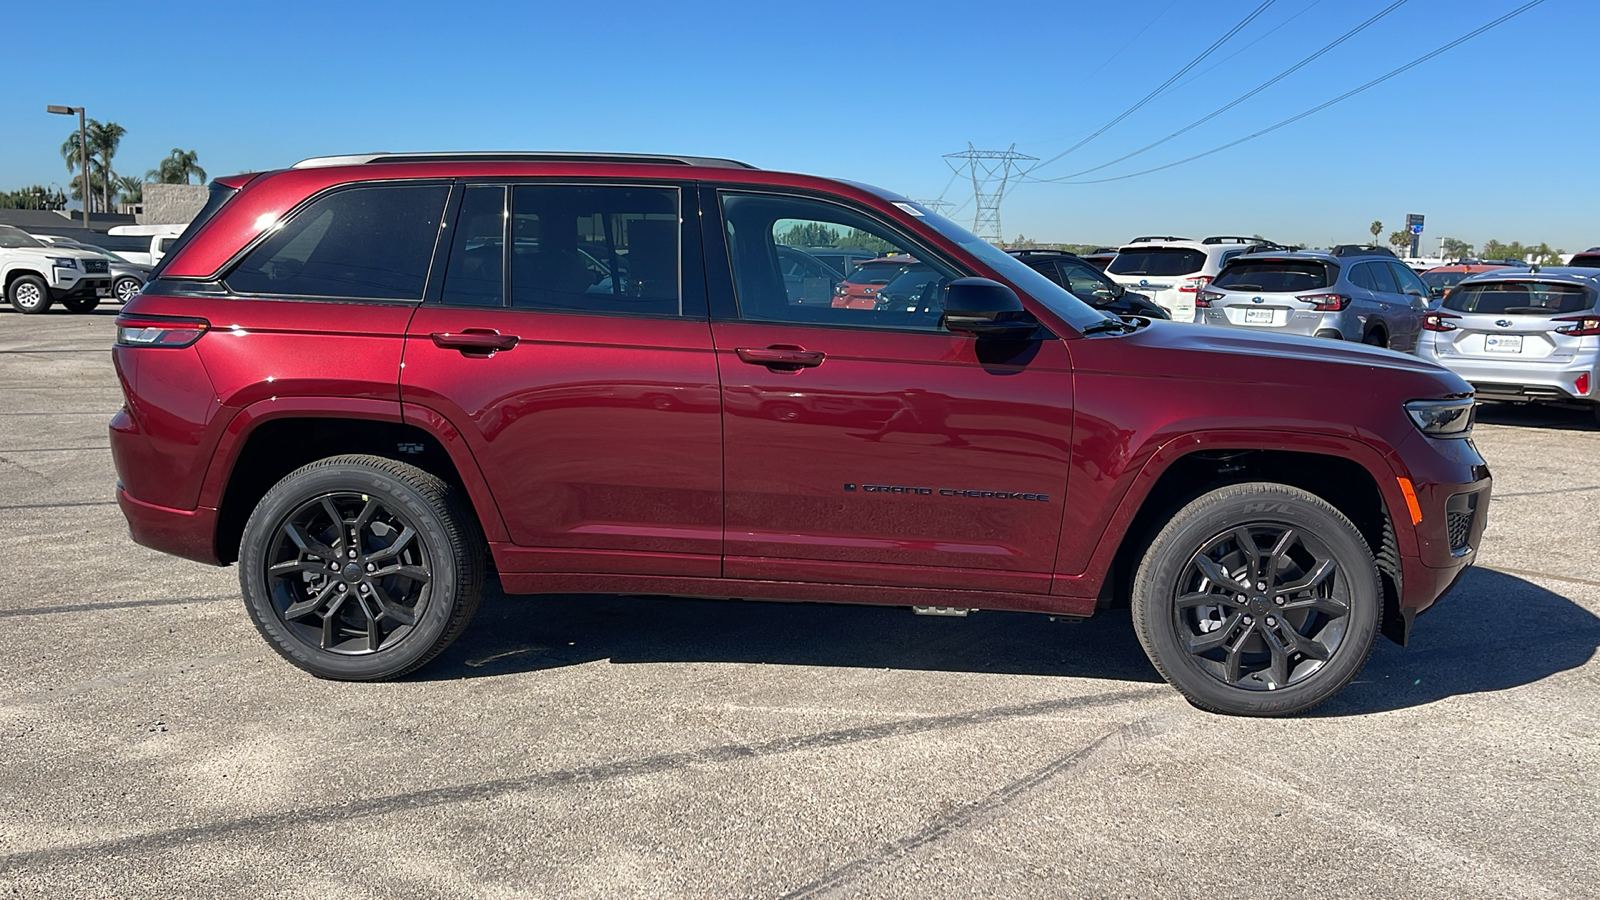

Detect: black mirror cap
942,278,1038,339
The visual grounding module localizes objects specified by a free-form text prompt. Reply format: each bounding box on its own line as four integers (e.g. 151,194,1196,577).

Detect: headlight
1405,398,1474,438
49,257,78,269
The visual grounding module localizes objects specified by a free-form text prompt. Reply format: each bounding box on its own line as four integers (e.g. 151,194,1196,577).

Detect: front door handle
431,329,519,354
736,346,826,370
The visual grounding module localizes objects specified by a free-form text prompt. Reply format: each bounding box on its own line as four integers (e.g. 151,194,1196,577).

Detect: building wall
137,183,210,226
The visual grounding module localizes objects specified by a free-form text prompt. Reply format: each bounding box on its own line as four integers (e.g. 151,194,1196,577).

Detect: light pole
46,104,90,229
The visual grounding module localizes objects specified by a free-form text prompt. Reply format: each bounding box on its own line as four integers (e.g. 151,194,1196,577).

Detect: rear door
704,187,1074,594
1385,262,1430,351
400,180,724,577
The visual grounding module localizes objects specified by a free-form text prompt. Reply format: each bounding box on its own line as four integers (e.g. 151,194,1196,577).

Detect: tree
1370,220,1383,240
88,121,127,213
146,148,207,185
776,221,841,248
1441,237,1473,261
1387,230,1410,254
1010,234,1039,250
0,185,67,210
116,175,143,206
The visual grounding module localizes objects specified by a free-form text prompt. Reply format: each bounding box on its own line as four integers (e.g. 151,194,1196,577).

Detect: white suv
1104,236,1278,323
0,225,113,314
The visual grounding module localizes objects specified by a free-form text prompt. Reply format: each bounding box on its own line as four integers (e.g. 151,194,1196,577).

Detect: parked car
776,244,843,305
1198,245,1432,351
0,224,112,313
1415,268,1600,423
1420,263,1518,301
33,235,150,303
1105,236,1282,322
1568,248,1600,268
110,151,1490,716
1079,247,1118,270
831,255,917,309
105,224,186,267
804,246,879,277
1008,249,1168,318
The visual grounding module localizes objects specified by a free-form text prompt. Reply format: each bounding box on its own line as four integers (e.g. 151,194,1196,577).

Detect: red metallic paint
112,156,1490,633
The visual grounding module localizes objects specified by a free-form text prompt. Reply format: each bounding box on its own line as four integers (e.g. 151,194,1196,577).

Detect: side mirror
1429,285,1445,298
942,278,1038,339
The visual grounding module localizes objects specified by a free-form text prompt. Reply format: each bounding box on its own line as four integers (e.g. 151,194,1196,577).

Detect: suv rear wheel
239,454,484,680
1131,483,1380,716
1362,329,1388,348
7,274,52,314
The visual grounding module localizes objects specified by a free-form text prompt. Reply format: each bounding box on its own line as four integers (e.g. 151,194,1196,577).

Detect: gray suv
1198,246,1430,351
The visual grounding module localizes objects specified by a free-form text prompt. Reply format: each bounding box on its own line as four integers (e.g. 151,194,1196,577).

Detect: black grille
83,259,109,274
1445,492,1479,554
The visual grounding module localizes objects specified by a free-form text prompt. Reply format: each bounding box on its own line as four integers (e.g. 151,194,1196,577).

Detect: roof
1456,267,1600,288
292,151,756,170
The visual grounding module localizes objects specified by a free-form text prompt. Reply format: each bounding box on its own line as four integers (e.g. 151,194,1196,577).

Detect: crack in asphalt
778,715,1173,899
0,595,232,620
0,687,1164,871
0,501,117,511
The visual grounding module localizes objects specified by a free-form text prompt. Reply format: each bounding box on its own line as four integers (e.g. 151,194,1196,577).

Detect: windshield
78,244,133,265
844,260,909,284
1214,260,1331,292
1445,281,1594,315
1108,248,1206,277
0,226,44,249
911,209,1112,331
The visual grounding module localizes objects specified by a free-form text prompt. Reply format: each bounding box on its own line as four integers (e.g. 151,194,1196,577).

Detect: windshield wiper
1081,317,1137,335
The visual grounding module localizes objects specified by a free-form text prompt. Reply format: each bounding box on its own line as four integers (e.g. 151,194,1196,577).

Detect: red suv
111,152,1490,716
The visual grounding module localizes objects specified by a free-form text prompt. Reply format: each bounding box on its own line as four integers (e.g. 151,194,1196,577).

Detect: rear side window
1108,248,1205,277
1213,260,1331,292
227,184,449,301
1366,262,1399,294
440,185,507,306
1445,282,1594,314
509,184,681,316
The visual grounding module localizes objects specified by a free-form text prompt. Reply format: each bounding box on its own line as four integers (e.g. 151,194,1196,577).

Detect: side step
912,606,971,617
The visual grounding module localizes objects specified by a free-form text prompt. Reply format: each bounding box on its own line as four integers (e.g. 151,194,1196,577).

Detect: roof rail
1085,247,1118,254
292,151,757,170
1201,235,1264,245
1330,244,1398,258
1007,248,1080,257
1128,235,1191,243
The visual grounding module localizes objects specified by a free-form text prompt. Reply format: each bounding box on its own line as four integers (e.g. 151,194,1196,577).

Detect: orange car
1420,263,1518,301
831,255,921,309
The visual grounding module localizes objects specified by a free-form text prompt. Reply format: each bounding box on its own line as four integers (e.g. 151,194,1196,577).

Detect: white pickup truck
105,225,186,267
1,224,115,313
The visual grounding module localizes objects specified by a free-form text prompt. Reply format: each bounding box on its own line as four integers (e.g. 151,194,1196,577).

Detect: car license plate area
1484,334,1523,353
95,287,110,297
1243,309,1274,325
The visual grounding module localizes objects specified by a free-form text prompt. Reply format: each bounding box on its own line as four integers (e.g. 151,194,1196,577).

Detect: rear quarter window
1445,282,1594,314
1107,248,1206,277
1213,260,1331,292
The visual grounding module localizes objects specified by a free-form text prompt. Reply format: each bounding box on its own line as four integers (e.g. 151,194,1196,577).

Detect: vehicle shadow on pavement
1475,403,1598,431
425,579,1165,684
1317,566,1599,715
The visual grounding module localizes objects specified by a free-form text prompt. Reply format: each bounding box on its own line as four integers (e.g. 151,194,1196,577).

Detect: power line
1028,0,1410,183
943,144,1037,243
1167,0,1323,93
1026,0,1278,173
1038,0,1550,186
1077,1,1179,84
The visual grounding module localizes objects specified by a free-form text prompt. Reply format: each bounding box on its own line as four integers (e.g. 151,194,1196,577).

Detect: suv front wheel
239,455,484,680
1131,483,1380,716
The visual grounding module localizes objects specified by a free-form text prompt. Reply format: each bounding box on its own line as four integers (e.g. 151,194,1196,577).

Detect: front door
401,181,723,577
705,188,1074,594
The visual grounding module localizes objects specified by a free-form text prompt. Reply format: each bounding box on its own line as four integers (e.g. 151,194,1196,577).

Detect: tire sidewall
239,461,464,680
114,277,141,303
9,275,51,314
1134,485,1381,716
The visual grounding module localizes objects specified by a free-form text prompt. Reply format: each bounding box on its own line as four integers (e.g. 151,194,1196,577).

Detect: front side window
1059,261,1115,300
1108,248,1206,277
720,192,957,330
0,225,45,249
1389,262,1428,296
509,184,681,316
227,184,449,301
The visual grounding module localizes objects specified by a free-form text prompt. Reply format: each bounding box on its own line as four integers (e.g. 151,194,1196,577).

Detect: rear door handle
736,346,826,369
431,329,519,353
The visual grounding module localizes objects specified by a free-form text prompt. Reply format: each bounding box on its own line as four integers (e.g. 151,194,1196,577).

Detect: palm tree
1369,220,1383,241
89,121,127,214
60,130,92,211
116,175,144,206
146,149,207,185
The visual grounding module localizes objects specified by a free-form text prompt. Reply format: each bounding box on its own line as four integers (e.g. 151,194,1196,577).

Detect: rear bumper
116,486,223,566
1416,349,1598,404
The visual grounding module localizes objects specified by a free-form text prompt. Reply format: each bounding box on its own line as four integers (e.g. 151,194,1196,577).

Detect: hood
6,245,104,262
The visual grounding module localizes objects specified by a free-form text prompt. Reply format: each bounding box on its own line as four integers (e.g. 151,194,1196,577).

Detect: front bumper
1392,431,1492,634
50,277,111,300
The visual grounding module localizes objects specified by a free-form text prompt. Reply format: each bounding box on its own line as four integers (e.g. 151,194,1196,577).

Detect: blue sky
4,0,1589,251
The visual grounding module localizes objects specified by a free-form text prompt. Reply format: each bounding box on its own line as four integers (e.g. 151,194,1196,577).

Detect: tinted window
1421,271,1467,291
1059,261,1115,300
1569,254,1600,268
1027,260,1066,286
1445,281,1594,314
720,192,958,330
149,181,238,278
1347,263,1375,291
1367,261,1399,294
440,185,506,306
1214,260,1331,292
1107,248,1206,277
1390,262,1428,296
227,184,448,300
509,184,680,316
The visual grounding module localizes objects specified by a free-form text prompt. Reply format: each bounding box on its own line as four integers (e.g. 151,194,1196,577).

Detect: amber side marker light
1397,477,1423,525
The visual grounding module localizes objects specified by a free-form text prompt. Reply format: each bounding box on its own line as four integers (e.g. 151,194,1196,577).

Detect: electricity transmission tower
942,143,1036,244
915,197,957,217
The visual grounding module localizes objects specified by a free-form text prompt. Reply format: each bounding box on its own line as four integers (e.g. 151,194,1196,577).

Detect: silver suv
1415,268,1600,423
1197,245,1430,351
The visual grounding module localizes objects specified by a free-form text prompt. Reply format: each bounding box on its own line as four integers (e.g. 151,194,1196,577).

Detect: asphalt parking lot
0,307,1596,899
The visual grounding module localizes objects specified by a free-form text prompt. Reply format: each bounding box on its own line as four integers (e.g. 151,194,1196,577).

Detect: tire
1131,482,1380,717
113,277,142,303
239,454,485,680
7,274,52,314
62,296,100,313
1362,329,1388,348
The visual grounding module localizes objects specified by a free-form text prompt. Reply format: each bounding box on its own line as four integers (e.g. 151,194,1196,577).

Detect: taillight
1196,288,1224,308
1422,312,1460,332
1298,293,1350,311
1178,275,1212,294
114,315,209,348
1554,315,1600,336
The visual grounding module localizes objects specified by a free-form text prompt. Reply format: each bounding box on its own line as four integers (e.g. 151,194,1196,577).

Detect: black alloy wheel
1132,482,1380,716
240,455,484,680
265,491,433,655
